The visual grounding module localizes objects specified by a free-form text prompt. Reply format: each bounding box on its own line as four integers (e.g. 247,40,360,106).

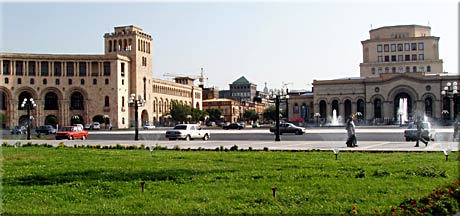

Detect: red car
55,126,89,140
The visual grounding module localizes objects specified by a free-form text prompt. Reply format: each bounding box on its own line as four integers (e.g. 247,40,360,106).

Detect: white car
92,122,101,130
165,124,210,141
143,123,156,130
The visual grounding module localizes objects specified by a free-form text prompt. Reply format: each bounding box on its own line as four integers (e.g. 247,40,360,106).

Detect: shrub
386,179,460,215
230,145,238,151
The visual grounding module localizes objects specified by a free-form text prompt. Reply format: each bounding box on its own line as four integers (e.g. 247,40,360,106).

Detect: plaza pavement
3,139,458,153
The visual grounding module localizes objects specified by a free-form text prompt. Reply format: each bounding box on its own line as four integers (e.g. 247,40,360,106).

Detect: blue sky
1,1,458,91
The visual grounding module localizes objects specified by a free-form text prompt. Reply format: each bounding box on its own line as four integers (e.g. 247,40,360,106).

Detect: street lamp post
21,98,36,140
314,113,321,127
441,81,458,121
269,89,289,142
128,94,145,141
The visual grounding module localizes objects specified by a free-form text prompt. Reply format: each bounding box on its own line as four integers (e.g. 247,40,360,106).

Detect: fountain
397,98,408,124
329,109,342,126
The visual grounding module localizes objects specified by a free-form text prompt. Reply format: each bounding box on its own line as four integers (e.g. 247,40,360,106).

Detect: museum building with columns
0,25,202,129
311,25,459,125
287,25,458,125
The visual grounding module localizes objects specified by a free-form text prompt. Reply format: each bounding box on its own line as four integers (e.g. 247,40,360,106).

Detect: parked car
84,124,91,130
206,121,216,127
143,122,156,130
73,124,84,131
252,122,261,128
55,126,89,140
11,125,26,134
165,124,210,141
269,123,306,135
92,122,101,130
223,123,244,130
35,125,57,134
404,121,435,141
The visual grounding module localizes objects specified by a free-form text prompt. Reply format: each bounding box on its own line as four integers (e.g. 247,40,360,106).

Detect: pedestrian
453,118,459,142
345,115,358,147
414,117,428,147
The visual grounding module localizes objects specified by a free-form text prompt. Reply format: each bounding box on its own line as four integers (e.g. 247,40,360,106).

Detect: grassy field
1,145,459,214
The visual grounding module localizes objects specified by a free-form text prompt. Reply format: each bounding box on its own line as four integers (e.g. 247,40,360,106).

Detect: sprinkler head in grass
271,187,277,198
443,148,452,161
332,148,339,160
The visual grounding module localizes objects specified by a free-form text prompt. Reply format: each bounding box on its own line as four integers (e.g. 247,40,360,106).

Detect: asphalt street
2,127,458,152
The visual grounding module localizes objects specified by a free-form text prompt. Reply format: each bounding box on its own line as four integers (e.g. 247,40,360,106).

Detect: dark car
223,123,244,130
269,123,306,135
11,125,27,134
35,125,57,134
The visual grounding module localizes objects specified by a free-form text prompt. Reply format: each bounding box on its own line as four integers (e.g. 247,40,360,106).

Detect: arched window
70,92,84,110
153,100,156,112
108,40,112,52
319,100,327,118
405,66,410,72
413,66,417,72
122,96,125,107
427,65,431,72
398,66,403,73
331,100,339,116
44,92,58,110
293,103,299,113
30,78,34,85
357,99,365,117
0,92,7,110
425,97,433,117
371,68,375,74
104,96,110,107
385,67,389,73
344,99,352,119
374,99,382,119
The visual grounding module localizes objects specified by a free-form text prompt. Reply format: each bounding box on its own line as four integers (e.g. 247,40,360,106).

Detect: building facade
0,25,202,129
312,25,459,125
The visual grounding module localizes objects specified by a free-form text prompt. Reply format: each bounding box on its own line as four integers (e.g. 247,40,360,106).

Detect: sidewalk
3,139,459,152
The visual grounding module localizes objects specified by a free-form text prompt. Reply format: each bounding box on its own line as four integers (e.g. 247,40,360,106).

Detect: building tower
104,26,153,100
360,25,443,77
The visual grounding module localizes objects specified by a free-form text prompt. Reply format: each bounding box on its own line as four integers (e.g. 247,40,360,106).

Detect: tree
170,100,191,123
205,108,222,122
244,109,259,122
93,115,104,124
263,105,277,122
191,107,205,122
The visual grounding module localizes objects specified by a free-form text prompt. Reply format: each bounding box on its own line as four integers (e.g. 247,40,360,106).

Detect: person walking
414,117,428,147
345,115,358,147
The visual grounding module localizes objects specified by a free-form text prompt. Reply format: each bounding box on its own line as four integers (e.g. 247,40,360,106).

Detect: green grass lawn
1,146,459,214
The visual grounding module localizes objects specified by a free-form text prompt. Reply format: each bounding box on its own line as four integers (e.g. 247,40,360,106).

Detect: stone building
0,25,202,129
312,25,459,125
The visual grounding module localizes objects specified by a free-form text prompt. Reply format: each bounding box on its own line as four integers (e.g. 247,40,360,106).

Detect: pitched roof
232,76,251,85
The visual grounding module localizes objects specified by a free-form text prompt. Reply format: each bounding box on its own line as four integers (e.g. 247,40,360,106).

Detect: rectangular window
384,44,389,52
384,56,389,62
68,79,72,85
398,55,403,62
103,62,111,76
15,61,23,76
28,61,36,76
41,61,49,76
418,42,424,50
2,60,10,75
411,43,417,51
54,62,61,76
377,44,382,52
17,78,21,84
377,56,383,62
397,44,403,51
66,62,74,77
4,78,8,84
121,62,125,77
404,43,410,51
391,55,396,62
93,79,97,85
30,78,34,85
79,62,86,76
55,79,60,85
391,44,396,52
412,54,417,61
418,54,424,61
405,55,410,61
80,79,85,85
91,62,99,77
